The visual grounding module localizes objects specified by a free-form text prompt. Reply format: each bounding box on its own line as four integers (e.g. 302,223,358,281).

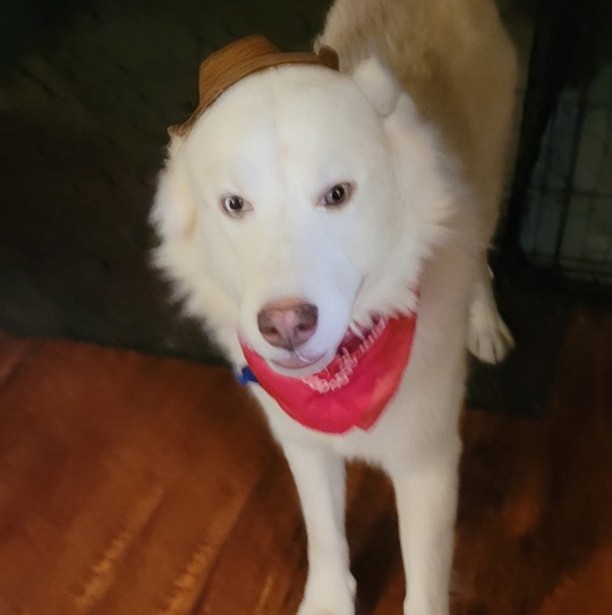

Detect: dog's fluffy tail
318,0,518,236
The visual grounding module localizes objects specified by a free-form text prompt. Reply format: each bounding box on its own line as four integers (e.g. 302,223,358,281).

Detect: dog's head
152,37,457,375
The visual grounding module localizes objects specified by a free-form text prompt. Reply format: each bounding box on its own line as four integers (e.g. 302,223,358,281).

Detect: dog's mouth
247,316,387,378
270,351,327,371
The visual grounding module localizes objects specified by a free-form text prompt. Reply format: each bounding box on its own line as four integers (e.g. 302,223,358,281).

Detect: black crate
502,0,612,297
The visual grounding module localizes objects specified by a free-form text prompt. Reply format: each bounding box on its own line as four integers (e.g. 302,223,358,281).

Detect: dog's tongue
239,313,418,434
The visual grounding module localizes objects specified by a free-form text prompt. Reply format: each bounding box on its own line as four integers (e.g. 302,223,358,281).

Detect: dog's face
153,58,456,375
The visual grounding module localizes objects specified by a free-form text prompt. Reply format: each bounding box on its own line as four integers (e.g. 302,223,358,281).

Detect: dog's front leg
390,450,460,615
282,442,355,615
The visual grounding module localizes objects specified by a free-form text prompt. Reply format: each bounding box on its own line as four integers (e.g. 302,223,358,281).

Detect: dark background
0,0,332,362
2,0,606,416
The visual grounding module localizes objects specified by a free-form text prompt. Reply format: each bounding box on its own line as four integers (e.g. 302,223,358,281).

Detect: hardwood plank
0,306,610,614
454,307,612,615
0,340,275,614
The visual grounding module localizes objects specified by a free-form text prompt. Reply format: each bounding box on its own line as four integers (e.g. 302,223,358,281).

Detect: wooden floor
0,307,610,615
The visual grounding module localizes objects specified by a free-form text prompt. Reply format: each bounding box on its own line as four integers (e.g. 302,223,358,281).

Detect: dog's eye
221,194,252,217
321,183,352,208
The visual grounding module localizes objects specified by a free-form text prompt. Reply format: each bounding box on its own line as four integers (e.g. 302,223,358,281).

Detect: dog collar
239,312,417,434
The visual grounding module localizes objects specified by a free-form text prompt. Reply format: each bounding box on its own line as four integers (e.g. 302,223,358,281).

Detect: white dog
150,0,517,613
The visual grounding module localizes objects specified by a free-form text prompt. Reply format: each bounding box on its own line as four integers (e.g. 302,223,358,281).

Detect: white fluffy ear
351,56,402,116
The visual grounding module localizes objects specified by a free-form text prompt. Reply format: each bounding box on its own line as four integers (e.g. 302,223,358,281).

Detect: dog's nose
257,299,318,350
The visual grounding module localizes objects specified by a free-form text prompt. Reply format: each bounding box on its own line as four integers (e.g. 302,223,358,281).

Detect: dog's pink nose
257,299,318,350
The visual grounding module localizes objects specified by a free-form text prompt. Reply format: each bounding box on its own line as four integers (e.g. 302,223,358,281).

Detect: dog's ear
151,144,198,240
351,56,402,117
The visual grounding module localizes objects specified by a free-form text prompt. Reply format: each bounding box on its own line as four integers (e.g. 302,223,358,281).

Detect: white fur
150,0,518,612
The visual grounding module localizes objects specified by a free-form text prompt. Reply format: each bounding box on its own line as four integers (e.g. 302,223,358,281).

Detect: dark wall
0,0,330,361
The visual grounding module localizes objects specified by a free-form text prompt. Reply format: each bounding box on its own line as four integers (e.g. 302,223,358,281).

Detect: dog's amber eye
221,194,252,217
322,183,352,208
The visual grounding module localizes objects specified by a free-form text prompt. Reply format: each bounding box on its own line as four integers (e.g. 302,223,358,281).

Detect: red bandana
240,313,417,434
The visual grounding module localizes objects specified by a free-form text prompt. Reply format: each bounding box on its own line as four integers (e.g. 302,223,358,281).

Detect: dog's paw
467,297,514,364
297,599,355,615
297,607,353,615
297,571,356,615
403,600,449,615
